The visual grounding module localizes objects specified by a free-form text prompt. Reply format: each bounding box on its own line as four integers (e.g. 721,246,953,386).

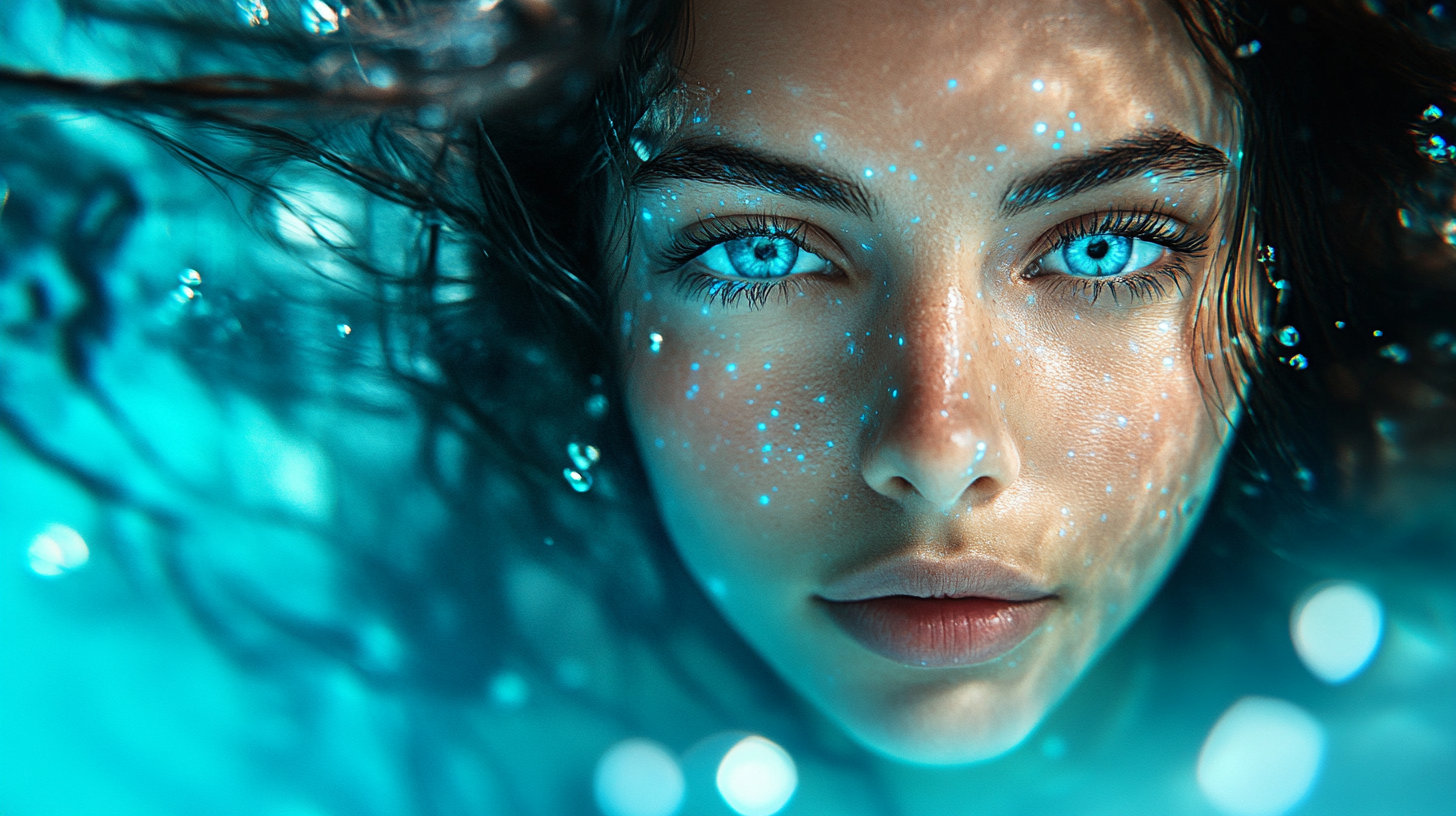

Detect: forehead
675,0,1233,161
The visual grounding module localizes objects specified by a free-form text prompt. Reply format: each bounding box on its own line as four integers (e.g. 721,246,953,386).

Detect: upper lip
817,552,1055,603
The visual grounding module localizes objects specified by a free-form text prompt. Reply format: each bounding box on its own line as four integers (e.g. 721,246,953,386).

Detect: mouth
818,555,1057,668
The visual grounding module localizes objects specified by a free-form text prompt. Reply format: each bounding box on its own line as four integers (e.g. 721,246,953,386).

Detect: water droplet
630,135,654,163
236,0,269,25
27,523,89,577
1292,581,1383,684
564,468,593,492
567,442,600,471
1234,39,1263,57
648,332,663,353
1422,103,1445,121
301,0,340,34
595,739,685,816
1288,354,1308,370
1277,325,1300,347
717,735,797,816
178,268,202,286
1378,343,1409,364
336,323,352,338
1197,697,1324,816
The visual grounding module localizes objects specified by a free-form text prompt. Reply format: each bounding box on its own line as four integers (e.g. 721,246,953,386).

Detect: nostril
886,475,917,498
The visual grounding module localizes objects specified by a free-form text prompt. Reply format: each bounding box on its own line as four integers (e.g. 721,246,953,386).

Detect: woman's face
611,0,1244,764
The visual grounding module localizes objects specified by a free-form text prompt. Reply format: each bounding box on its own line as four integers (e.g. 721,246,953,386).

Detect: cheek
620,293,860,572
1006,312,1226,625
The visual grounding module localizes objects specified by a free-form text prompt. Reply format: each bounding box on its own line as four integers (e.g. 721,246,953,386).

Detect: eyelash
1026,208,1209,304
655,214,839,308
654,209,1209,309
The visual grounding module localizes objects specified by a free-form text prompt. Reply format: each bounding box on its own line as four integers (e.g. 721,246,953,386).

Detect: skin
609,0,1247,764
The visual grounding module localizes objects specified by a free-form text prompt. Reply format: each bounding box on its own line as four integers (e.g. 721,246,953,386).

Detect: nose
858,287,1020,513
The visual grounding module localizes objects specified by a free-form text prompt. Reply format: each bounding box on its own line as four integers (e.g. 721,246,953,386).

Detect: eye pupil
726,236,799,278
1085,239,1109,260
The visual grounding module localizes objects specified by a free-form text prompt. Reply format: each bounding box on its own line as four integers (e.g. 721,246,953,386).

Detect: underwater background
2,1,1455,814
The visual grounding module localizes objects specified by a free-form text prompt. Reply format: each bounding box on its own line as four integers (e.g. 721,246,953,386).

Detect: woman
1,0,1453,813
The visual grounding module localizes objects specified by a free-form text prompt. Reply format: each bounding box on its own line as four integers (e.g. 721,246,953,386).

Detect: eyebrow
631,140,875,218
999,129,1229,218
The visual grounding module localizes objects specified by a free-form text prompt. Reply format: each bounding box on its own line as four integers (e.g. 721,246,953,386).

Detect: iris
725,236,799,278
1054,234,1164,277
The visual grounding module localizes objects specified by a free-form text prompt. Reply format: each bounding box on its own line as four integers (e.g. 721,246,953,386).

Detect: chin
827,685,1048,766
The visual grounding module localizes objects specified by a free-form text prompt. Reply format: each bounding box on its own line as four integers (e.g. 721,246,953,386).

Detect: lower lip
822,596,1055,667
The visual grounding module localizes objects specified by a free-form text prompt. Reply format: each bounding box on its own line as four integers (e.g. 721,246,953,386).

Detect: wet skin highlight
609,0,1247,764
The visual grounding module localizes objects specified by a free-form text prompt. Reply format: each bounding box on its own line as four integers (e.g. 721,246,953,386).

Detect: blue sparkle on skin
1034,122,1047,134
816,395,827,402
1072,122,1082,132
745,89,752,94
813,133,824,142
1056,130,1065,139
996,144,1007,152
947,79,958,89
890,389,899,398
757,422,767,431
690,362,699,370
641,209,652,220
760,495,770,505
913,140,924,148
967,155,977,162
910,216,921,223
826,440,835,447
908,172,918,181
864,168,874,178
1052,143,1061,150
1145,111,1156,120
1068,111,1077,119
762,444,772,452
986,165,994,172
888,165,897,172
1031,79,1045,92
726,363,736,372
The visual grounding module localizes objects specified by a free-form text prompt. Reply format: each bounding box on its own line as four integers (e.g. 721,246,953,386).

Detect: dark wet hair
2,0,1454,771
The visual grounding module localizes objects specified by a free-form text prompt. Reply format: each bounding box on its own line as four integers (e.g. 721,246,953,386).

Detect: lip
818,554,1057,667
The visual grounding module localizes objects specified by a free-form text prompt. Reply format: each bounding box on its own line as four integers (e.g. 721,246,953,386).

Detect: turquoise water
2,4,1455,814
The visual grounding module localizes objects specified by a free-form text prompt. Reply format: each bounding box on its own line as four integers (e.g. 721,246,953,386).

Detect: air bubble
301,0,341,34
564,468,594,492
236,0,269,25
1378,343,1409,364
567,442,601,471
1288,354,1308,370
1276,326,1300,347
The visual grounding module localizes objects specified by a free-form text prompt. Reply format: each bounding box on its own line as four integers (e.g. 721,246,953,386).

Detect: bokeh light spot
593,738,685,816
1197,697,1324,816
1291,581,1384,684
27,523,89,577
716,735,797,816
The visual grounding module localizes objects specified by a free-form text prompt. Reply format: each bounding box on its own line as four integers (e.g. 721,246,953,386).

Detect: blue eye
1041,234,1166,278
699,235,831,279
